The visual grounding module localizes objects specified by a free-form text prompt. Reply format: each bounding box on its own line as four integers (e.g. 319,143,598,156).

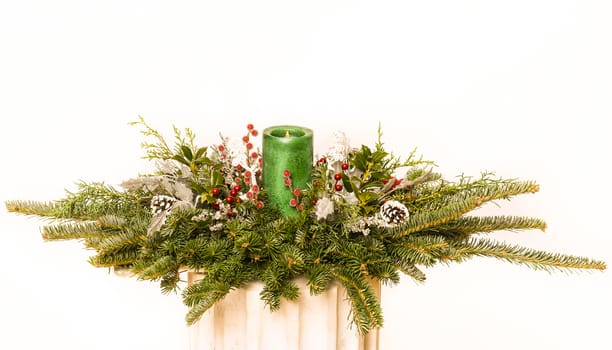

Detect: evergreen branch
160,271,181,294
89,249,139,267
137,256,178,280
393,180,540,238
53,182,146,221
390,235,450,266
41,221,113,241
97,215,129,230
305,264,334,295
366,261,401,285
426,216,547,241
433,215,547,238
260,263,287,311
5,200,59,217
183,279,232,325
394,263,427,283
333,267,383,335
449,238,607,272
96,230,145,255
391,197,482,238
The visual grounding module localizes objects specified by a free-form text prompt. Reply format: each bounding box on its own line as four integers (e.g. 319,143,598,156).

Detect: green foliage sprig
5,119,606,335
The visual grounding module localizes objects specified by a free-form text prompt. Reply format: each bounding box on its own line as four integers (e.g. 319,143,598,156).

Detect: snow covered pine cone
380,200,409,225
150,195,177,215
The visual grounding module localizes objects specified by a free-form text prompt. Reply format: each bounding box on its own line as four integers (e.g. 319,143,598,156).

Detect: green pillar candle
263,125,314,217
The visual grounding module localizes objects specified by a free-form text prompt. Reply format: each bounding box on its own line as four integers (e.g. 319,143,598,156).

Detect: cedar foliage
5,118,605,335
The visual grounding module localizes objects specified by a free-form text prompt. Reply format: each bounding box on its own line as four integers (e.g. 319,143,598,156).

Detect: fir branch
390,235,450,267
391,196,483,238
53,182,146,221
366,261,401,285
393,180,540,238
137,256,179,281
89,249,139,267
446,215,546,233
96,230,145,255
333,267,383,335
394,263,427,283
97,215,129,230
430,215,547,240
183,279,232,325
41,221,113,241
305,263,334,295
5,200,58,217
449,238,607,272
160,271,181,294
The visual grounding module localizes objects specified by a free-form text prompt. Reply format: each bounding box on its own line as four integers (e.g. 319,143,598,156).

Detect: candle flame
285,130,290,138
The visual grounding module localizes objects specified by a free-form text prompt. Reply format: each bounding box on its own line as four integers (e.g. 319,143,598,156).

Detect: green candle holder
262,125,313,217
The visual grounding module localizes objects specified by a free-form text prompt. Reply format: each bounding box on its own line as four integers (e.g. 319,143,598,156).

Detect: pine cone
150,195,176,215
380,200,409,225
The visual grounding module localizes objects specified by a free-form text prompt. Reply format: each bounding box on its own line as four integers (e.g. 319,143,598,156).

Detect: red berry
212,188,220,196
212,202,220,210
335,184,343,191
293,188,302,196
334,173,342,181
227,209,233,216
244,171,252,178
283,169,291,177
246,191,254,199
246,143,253,150
226,196,233,203
236,164,243,171
341,163,349,170
251,185,259,192
251,152,258,158
230,190,238,196
233,185,241,191
289,198,298,207
251,130,258,136
296,204,304,211
256,201,264,209
382,179,389,185
394,178,403,186
284,178,292,186
218,145,225,151
242,135,249,143
319,157,327,164
247,123,254,130
311,199,318,205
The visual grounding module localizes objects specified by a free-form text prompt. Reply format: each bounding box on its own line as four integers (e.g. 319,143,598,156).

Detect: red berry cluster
283,170,304,212
211,124,265,214
244,123,262,168
332,162,350,191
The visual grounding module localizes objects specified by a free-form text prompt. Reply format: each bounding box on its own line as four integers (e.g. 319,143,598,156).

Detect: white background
1,1,611,349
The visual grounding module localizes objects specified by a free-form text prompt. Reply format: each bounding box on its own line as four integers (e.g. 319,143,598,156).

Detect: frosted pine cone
151,195,176,215
380,200,409,225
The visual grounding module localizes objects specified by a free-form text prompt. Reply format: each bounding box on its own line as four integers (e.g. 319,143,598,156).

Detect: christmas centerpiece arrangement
5,118,605,335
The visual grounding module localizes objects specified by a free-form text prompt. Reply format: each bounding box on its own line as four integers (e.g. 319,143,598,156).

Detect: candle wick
285,130,290,138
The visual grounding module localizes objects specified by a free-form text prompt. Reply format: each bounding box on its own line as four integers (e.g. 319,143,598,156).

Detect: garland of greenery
5,118,605,335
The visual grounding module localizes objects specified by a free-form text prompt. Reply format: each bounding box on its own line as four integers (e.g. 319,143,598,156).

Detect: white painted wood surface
188,273,380,350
